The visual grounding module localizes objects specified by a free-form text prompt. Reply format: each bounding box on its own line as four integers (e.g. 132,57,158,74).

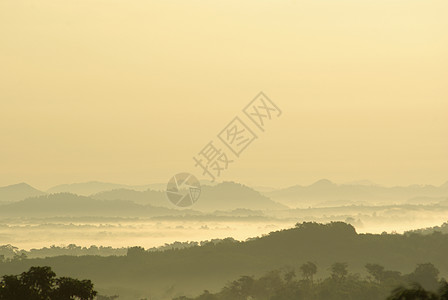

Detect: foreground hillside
176,262,448,300
0,222,447,300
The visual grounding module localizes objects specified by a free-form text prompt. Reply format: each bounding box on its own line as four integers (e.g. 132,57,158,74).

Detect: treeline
0,244,127,261
407,221,448,235
0,239,234,261
1,222,448,299
175,262,448,300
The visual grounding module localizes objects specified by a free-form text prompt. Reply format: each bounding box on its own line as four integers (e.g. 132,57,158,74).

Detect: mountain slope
0,183,46,203
48,180,217,196
92,181,287,212
0,193,198,217
46,181,154,196
194,182,287,211
92,188,169,207
266,179,448,207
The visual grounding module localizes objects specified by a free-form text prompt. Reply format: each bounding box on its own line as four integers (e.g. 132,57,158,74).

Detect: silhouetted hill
47,180,217,196
1,222,447,299
93,182,287,212
309,178,335,188
46,181,154,196
92,188,169,207
0,183,46,203
194,182,287,211
343,179,378,186
267,179,448,207
0,193,199,217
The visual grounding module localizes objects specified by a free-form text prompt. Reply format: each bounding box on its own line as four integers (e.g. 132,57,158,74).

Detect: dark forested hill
0,222,447,300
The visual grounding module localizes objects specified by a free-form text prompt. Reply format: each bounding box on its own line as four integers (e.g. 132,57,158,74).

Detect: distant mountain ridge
195,182,287,211
92,188,169,207
0,193,198,217
1,179,447,210
0,183,46,203
93,181,287,212
46,180,217,196
266,179,448,207
46,181,155,196
0,181,286,215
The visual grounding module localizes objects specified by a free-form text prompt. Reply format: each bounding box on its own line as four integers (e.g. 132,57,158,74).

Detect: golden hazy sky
1,0,447,189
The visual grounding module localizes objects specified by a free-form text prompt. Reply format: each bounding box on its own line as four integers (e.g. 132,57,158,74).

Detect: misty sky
1,0,447,189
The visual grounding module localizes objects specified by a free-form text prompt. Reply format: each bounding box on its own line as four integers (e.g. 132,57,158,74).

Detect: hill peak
0,182,45,203
310,179,335,188
1,182,38,191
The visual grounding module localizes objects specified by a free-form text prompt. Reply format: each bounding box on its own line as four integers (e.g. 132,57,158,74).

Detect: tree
12,253,27,262
0,275,30,300
300,262,317,282
408,263,440,291
331,262,348,281
284,271,296,283
439,280,448,300
366,263,385,283
387,283,439,300
0,266,97,300
127,246,147,258
20,266,55,298
387,281,448,300
52,277,96,300
222,275,254,300
197,290,216,300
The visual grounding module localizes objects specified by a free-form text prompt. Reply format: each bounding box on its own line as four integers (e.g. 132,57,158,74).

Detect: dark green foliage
330,263,348,281
177,262,448,300
387,284,439,300
52,277,96,300
175,268,382,300
407,263,441,291
126,246,147,258
300,262,317,281
1,222,448,299
366,263,386,283
439,280,448,300
0,266,96,300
